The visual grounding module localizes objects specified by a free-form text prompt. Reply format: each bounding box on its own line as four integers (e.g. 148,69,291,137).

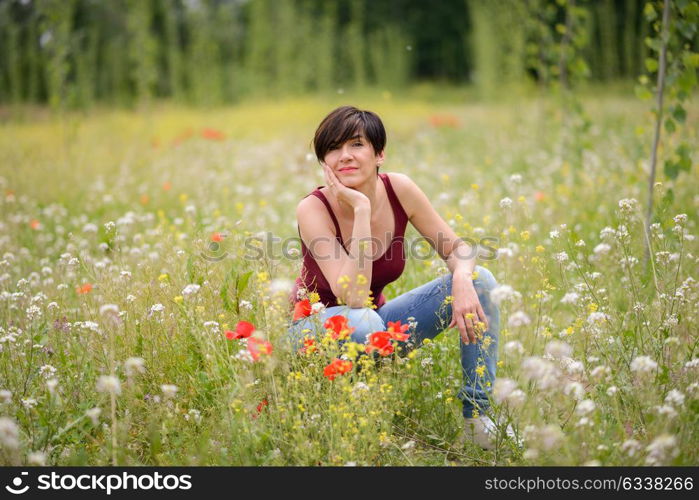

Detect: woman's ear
376,150,385,166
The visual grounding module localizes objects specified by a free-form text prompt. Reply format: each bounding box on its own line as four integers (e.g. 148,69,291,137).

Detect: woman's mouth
338,167,358,173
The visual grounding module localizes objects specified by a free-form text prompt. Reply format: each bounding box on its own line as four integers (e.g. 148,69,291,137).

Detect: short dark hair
313,106,386,162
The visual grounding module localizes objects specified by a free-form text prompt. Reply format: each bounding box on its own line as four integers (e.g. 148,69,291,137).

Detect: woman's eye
353,141,363,146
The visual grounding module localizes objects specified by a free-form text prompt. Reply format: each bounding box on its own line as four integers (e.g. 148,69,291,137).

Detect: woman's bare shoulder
384,172,418,217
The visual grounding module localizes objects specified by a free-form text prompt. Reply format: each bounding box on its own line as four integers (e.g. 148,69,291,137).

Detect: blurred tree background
0,0,693,108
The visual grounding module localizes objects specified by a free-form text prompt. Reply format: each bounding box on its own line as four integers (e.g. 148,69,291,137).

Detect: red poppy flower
324,315,355,341
210,232,223,242
254,398,268,417
162,181,172,191
293,299,312,321
228,320,255,339
76,283,93,295
323,358,353,381
202,128,225,141
299,336,317,355
387,321,410,341
247,337,273,361
365,331,394,356
30,219,41,230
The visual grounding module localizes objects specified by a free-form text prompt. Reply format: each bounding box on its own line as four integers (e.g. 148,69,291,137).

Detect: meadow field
0,90,697,466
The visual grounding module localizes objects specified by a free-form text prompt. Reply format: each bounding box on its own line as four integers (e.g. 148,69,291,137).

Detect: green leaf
672,105,687,123
644,2,657,21
236,270,253,295
662,187,675,207
635,84,653,101
664,159,680,179
676,143,692,172
677,67,697,93
645,36,662,52
664,117,676,133
645,57,658,72
683,52,699,68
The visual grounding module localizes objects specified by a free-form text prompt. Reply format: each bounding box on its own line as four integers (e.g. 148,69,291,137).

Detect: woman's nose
339,145,353,161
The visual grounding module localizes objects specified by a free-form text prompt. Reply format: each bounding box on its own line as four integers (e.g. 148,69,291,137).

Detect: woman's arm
296,169,374,308
389,173,488,343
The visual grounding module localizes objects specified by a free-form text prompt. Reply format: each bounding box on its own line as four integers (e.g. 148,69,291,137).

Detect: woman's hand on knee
448,273,489,344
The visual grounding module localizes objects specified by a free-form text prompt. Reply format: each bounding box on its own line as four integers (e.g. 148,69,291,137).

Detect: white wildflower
38,364,57,379
99,304,119,316
606,386,618,396
499,197,513,209
654,405,678,419
22,398,38,409
181,284,201,297
27,451,47,465
508,311,531,327
554,251,569,263
576,399,596,415
664,390,684,407
545,340,572,359
618,198,638,214
645,434,678,466
630,355,657,374
590,365,611,381
560,292,580,305
0,417,20,449
490,285,521,306
504,340,524,356
673,214,687,225
85,407,101,425
564,382,585,400
124,357,146,377
539,424,564,451
593,243,611,256
96,375,121,395
150,303,165,313
493,378,518,404
161,384,178,399
621,439,641,457
0,390,11,403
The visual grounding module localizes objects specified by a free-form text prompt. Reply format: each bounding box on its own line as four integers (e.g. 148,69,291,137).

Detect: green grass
0,90,697,465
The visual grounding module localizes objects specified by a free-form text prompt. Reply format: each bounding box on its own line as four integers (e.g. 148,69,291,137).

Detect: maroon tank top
290,173,409,310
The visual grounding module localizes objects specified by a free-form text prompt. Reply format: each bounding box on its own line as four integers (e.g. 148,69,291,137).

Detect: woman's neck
337,174,380,218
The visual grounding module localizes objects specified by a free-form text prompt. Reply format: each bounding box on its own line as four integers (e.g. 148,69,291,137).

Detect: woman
288,106,507,449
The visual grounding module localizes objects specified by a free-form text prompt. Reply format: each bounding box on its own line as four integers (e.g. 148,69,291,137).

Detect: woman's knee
473,265,497,294
346,308,385,343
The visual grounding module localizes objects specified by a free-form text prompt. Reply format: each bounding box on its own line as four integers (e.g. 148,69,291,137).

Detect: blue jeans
287,265,500,418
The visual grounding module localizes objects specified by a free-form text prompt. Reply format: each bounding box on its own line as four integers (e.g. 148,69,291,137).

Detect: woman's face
322,133,384,187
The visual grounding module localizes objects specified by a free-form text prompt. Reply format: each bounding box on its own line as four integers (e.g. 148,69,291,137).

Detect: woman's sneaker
464,415,521,450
